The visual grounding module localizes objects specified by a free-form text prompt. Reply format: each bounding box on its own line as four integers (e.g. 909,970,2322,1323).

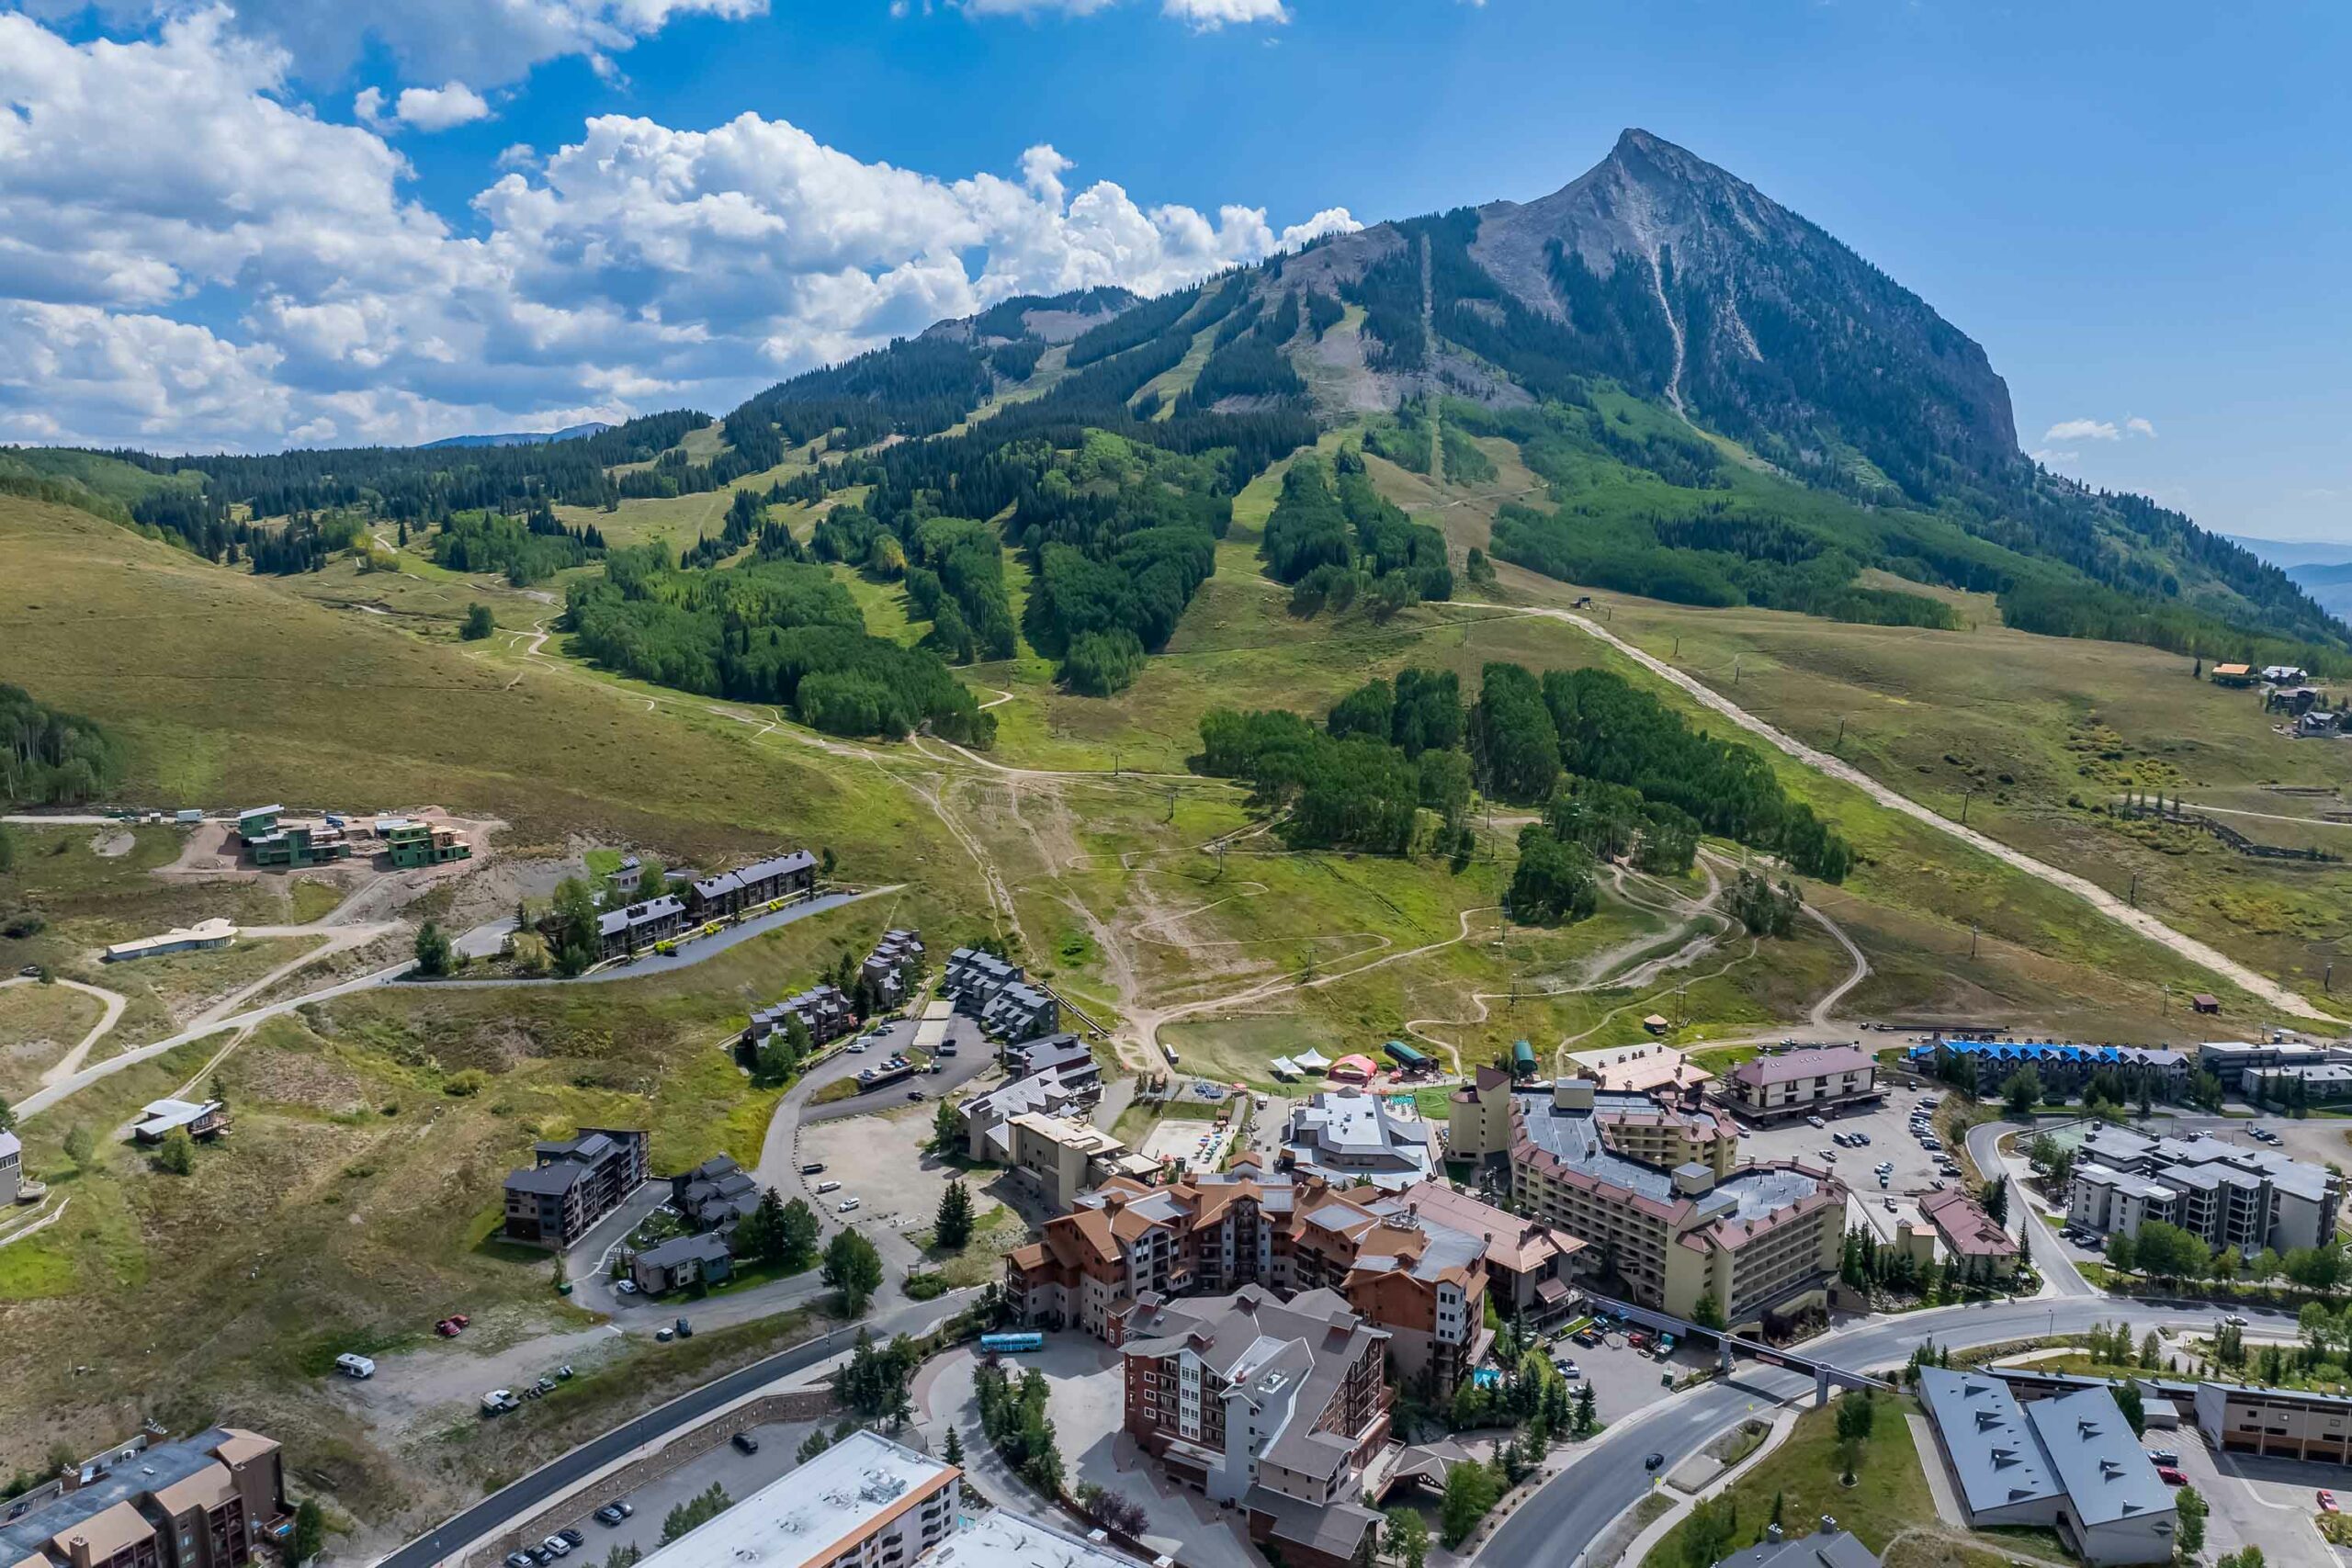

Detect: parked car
838,1198,862,1213
540,1536,572,1558
1817,1148,1838,1162
813,1179,841,1194
504,1552,536,1568
2226,1314,2250,1327
1555,1361,1581,1379
732,1432,760,1455
655,1327,674,1342
615,1280,638,1295
2320,1489,2339,1513
847,1043,867,1053
1853,1133,1871,1145
674,1317,693,1338
800,1161,826,1175
2144,1450,2179,1467
1806,1115,1826,1130
481,1389,520,1415
907,1089,925,1100
2155,1466,2187,1486
594,1505,633,1527
558,1529,584,1549
526,1548,551,1565
435,1314,469,1337
334,1353,377,1380
1573,1328,1603,1348
1883,1196,1896,1210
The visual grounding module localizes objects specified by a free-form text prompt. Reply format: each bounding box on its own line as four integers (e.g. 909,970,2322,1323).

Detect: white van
813,1179,841,1195
334,1353,377,1380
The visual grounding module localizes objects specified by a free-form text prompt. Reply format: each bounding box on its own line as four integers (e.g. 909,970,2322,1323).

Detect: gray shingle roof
1917,1368,2063,1516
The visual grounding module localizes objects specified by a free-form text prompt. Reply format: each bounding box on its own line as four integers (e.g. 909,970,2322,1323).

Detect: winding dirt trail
1464,601,2334,1021
0,975,131,1087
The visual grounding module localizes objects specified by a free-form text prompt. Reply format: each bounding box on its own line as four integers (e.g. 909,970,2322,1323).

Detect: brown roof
1917,1188,2019,1258
147,1462,234,1518
1728,1045,1872,1088
1395,1179,1586,1274
57,1503,152,1562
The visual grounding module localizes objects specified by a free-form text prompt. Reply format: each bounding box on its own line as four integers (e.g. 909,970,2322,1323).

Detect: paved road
1964,1119,2098,1298
1465,600,2332,1021
373,1290,978,1568
397,890,892,988
1479,1294,2311,1568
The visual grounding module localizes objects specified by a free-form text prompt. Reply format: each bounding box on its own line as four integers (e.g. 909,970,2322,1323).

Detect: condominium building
2192,1039,2352,1090
2065,1126,2341,1255
1004,1163,1580,1386
1905,1040,2190,1099
859,930,925,1008
1457,1076,1843,1329
376,818,470,868
1121,1285,1390,1568
741,983,857,1055
596,896,685,960
1912,1188,2021,1284
956,1040,1102,1164
2191,1381,2352,1465
1280,1089,1436,1192
1566,1041,1713,1097
0,1428,287,1568
1001,1113,1158,1212
1720,1045,1877,1120
684,852,816,920
943,949,1059,1043
628,1430,956,1568
501,1127,648,1247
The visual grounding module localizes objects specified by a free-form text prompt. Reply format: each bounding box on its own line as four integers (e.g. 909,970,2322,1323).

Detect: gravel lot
797,1102,1012,1235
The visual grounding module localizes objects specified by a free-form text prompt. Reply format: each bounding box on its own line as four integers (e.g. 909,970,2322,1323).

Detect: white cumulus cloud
2042,415,2157,444
0,9,1358,451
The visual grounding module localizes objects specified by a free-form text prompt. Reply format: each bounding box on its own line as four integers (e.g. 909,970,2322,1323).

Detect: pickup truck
481,1389,521,1415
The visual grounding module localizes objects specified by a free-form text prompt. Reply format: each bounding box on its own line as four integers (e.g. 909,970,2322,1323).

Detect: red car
1628,1331,1650,1349
2320,1489,2339,1513
2156,1466,2187,1486
435,1314,470,1337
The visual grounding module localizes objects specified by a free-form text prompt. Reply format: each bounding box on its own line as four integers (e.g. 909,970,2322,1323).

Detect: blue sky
6,0,2349,543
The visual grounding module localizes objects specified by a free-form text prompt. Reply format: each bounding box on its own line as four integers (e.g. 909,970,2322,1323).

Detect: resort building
1916,1370,2175,1565
1120,1285,1390,1568
1279,1089,1437,1192
2192,1039,2352,1090
1567,1041,1713,1097
1004,1163,1579,1386
1719,1045,1878,1120
0,1427,288,1568
1001,1114,1158,1212
859,930,925,1008
595,895,685,960
683,852,817,920
1911,1188,2021,1284
956,1039,1102,1164
1453,1072,1843,1328
2191,1381,2352,1465
741,983,858,1055
2065,1126,2341,1255
627,1430,956,1568
1906,1040,2191,1099
501,1127,647,1248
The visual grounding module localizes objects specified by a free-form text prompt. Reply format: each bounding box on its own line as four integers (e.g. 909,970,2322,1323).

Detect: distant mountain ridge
418,422,616,450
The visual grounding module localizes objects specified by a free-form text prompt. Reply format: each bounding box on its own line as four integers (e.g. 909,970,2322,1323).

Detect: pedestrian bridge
1577,1291,1894,1401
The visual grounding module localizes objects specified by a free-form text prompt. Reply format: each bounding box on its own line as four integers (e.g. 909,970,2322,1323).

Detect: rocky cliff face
1469,129,2018,492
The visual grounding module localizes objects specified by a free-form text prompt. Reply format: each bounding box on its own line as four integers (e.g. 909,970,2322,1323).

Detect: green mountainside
12,130,2345,695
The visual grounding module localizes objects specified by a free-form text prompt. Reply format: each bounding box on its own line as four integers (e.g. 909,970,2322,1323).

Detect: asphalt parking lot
2165,1421,2337,1566
797,1101,1016,1232
798,1015,994,1127
542,1416,826,1562
1541,1318,1719,1426
1734,1080,1960,1238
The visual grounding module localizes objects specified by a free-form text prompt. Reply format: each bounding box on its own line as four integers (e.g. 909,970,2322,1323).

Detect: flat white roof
634,1430,954,1568
926,1509,1148,1568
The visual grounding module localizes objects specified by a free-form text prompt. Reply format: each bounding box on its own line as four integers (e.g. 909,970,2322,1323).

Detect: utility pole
2128,872,2139,908
1672,636,1679,660
1970,921,1980,960
1166,786,1177,823
1112,749,1122,778
1960,789,1974,827
1835,716,1846,751
1733,656,1741,686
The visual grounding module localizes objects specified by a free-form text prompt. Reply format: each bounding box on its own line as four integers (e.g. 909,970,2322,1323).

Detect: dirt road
1467,601,2335,1021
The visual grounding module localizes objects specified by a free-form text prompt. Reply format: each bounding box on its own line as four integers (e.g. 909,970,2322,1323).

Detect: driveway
403,890,894,987
1963,1118,2096,1296
797,1015,994,1128
913,1337,1261,1568
543,1416,829,1560
2170,1422,2338,1566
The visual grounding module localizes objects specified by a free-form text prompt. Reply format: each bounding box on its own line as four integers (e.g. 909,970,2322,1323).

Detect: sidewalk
1609,1400,1813,1568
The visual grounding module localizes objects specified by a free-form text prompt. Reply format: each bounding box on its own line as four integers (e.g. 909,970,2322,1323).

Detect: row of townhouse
739,982,858,1059
2065,1124,2342,1256
1003,1159,1584,1389
593,850,817,960
861,929,925,1008
1905,1039,2192,1099
1451,1070,1845,1331
942,948,1060,1043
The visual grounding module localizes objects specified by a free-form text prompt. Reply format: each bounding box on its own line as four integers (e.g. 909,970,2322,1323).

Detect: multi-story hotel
1120,1285,1391,1568
1003,1160,1582,1387
1450,1069,1845,1329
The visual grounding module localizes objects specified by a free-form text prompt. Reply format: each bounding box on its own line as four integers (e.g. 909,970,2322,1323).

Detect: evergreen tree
934,1179,975,1249
413,919,452,976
